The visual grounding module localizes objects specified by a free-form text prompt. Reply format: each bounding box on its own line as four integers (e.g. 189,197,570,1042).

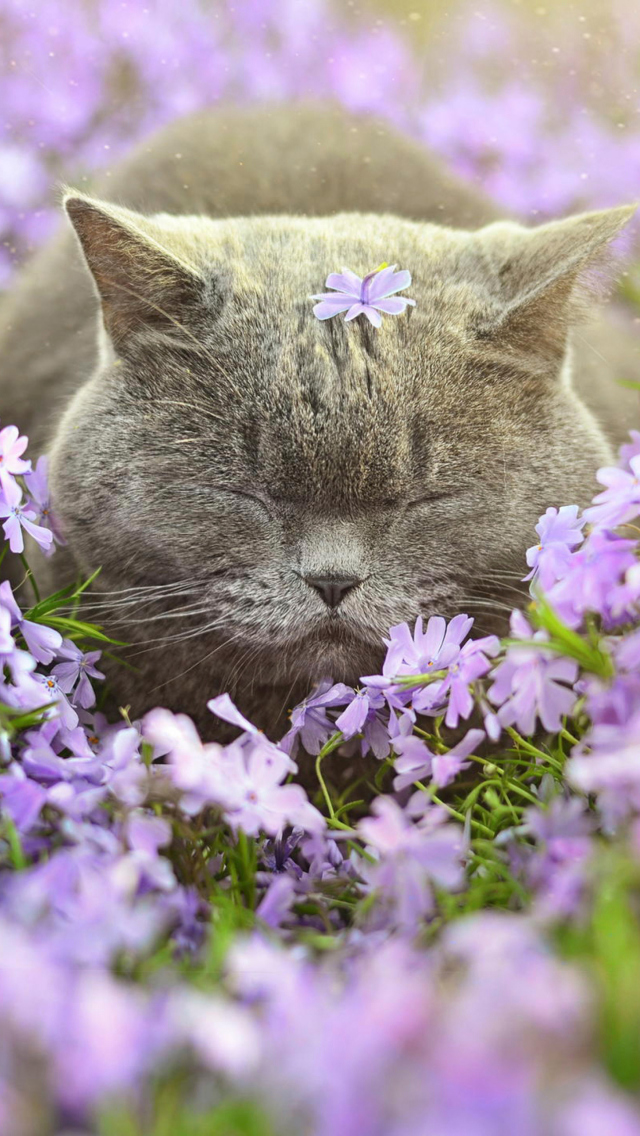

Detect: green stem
560,728,580,748
19,553,40,603
315,732,344,819
414,781,494,837
505,727,563,771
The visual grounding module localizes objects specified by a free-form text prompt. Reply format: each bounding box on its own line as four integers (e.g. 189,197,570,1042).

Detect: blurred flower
489,611,578,735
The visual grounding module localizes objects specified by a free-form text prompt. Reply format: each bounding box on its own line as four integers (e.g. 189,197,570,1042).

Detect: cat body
0,105,638,734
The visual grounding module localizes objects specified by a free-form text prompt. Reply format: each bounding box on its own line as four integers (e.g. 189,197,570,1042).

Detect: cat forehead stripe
310,264,416,328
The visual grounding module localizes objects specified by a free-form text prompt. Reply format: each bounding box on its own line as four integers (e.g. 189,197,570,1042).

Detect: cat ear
474,205,636,369
63,190,206,350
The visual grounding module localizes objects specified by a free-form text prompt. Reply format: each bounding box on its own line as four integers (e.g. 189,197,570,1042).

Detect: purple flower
222,737,325,837
280,679,352,756
0,424,30,496
0,580,62,664
373,613,474,684
393,728,485,791
357,797,464,928
334,686,391,760
311,264,416,327
548,531,637,629
257,875,296,928
567,709,640,824
583,454,640,532
207,692,263,736
619,430,640,472
413,634,500,726
489,610,578,736
34,673,79,731
524,505,586,592
0,475,53,554
52,640,104,708
23,456,65,550
0,766,47,831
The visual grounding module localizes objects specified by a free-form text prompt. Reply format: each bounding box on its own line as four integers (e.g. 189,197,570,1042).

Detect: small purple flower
281,679,352,756
619,429,640,472
0,475,53,554
34,673,79,731
334,686,392,760
0,423,30,496
23,455,65,551
413,633,500,726
311,264,416,327
548,531,637,629
524,505,586,592
489,610,578,736
0,580,62,665
393,728,485,791
567,709,640,824
0,765,47,832
357,797,464,928
374,613,474,684
583,454,640,532
222,737,325,837
257,875,296,928
207,692,262,736
52,640,104,708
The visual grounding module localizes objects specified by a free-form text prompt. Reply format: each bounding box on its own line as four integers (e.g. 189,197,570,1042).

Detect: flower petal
368,267,412,301
325,269,362,295
312,300,352,320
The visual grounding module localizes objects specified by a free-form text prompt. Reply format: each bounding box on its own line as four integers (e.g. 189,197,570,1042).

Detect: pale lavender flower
358,797,464,928
222,737,325,837
311,264,415,327
0,475,53,554
371,613,474,687
52,640,104,708
524,505,586,592
567,709,640,824
0,765,47,831
619,429,640,472
257,875,296,928
144,708,237,814
412,633,500,726
207,691,263,736
583,453,640,531
548,531,637,629
34,673,79,731
393,728,485,791
489,610,578,736
0,424,30,495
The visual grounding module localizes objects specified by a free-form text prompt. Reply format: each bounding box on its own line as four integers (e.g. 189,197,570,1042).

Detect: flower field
3,1,640,1134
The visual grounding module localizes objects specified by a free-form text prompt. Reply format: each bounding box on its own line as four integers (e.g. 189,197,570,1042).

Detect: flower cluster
1,417,640,1130
3,0,640,289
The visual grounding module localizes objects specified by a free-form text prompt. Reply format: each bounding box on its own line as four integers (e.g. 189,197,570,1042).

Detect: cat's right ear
63,190,206,351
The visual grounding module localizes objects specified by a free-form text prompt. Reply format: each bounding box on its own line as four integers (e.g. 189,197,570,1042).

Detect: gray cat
0,105,638,735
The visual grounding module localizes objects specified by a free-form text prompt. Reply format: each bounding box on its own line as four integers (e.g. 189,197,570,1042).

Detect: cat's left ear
63,190,207,351
472,204,636,368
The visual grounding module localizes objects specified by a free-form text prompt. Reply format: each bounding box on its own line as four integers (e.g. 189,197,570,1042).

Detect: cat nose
304,575,361,609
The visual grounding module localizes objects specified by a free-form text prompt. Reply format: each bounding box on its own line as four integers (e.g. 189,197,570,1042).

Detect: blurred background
1,0,640,290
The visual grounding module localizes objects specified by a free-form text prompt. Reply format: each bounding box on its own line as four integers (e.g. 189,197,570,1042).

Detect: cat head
50,193,633,691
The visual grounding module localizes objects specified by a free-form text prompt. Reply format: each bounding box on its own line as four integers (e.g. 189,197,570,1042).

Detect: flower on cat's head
310,264,416,327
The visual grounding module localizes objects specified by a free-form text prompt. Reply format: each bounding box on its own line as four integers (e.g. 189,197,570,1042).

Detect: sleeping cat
0,105,638,735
